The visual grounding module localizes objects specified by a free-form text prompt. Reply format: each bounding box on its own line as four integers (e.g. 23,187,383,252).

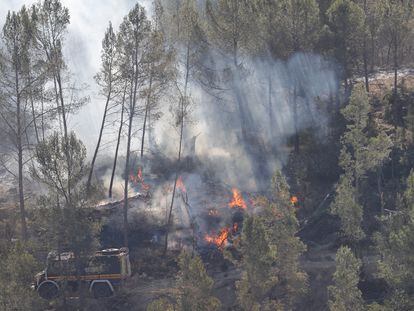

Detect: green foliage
332,85,392,241
331,174,365,241
236,215,280,311
239,170,307,310
0,243,46,311
374,170,414,310
341,85,392,179
32,132,101,258
35,0,70,71
33,132,88,200
261,171,308,308
147,297,175,311
327,0,365,81
328,246,364,311
176,251,221,311
206,0,254,59
280,0,321,53
146,251,220,311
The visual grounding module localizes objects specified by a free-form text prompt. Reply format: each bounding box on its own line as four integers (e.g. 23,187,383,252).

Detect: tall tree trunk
41,89,45,141
87,82,112,190
363,0,369,93
140,72,153,159
109,86,126,198
393,39,398,95
17,108,27,241
28,72,40,143
164,43,189,254
56,70,68,139
55,69,72,204
293,83,300,154
123,49,140,247
377,168,384,215
123,92,135,247
268,74,275,142
163,97,184,254
15,67,27,241
363,41,370,92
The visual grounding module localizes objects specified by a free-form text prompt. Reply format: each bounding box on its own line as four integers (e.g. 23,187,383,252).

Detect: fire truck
32,248,131,299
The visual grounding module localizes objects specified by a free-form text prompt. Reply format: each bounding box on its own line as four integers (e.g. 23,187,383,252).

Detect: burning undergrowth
96,158,259,256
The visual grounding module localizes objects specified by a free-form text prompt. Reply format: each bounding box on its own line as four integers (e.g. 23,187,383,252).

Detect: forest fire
204,227,230,249
176,176,186,193
208,209,220,217
290,196,299,206
204,220,241,250
228,188,247,210
130,167,150,191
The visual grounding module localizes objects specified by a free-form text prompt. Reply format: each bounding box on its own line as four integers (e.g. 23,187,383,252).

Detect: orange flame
232,222,238,233
229,188,247,209
130,167,150,191
205,227,230,249
176,176,186,193
290,196,299,206
208,209,219,217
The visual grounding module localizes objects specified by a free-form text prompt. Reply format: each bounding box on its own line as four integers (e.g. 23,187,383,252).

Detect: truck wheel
91,281,113,298
37,281,59,300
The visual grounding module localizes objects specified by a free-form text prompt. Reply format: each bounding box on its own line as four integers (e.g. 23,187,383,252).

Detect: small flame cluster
204,188,247,249
228,188,247,209
208,209,219,217
130,167,150,191
204,223,239,250
176,176,186,193
290,196,299,206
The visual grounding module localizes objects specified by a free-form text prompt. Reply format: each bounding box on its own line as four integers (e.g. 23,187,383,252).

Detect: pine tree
378,0,413,93
176,251,221,311
260,170,308,309
117,3,151,246
87,22,119,190
34,0,89,139
32,132,101,307
146,251,220,311
328,246,364,311
0,243,46,311
163,0,204,253
327,0,365,91
374,170,414,310
331,85,392,242
0,7,34,241
236,215,281,311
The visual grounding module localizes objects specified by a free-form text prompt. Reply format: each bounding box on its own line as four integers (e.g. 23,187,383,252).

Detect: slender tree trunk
109,86,126,198
363,0,369,93
140,72,153,159
28,72,40,143
41,90,45,141
163,97,184,254
293,83,300,154
370,34,375,72
123,91,135,247
363,41,369,92
52,75,63,135
393,39,398,95
123,49,140,247
164,43,189,254
54,68,73,204
17,112,27,241
377,168,384,215
15,66,27,241
87,82,112,190
56,70,68,139
268,74,274,140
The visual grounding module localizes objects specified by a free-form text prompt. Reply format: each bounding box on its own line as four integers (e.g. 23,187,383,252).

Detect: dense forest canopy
0,0,413,310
